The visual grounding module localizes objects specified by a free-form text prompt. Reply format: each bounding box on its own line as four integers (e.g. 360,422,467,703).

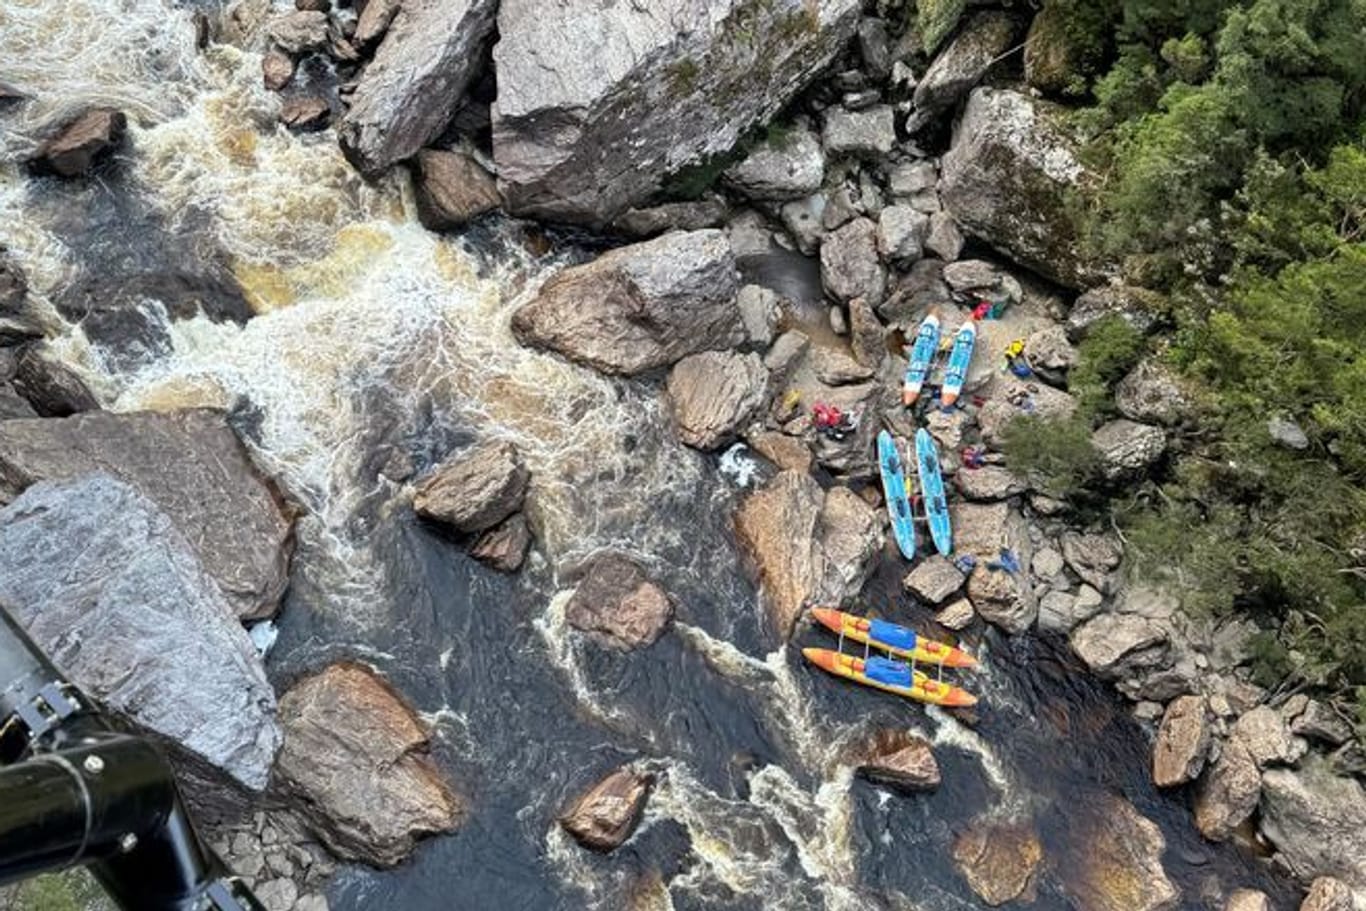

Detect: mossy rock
1024,4,1079,95
5,870,115,911
918,0,967,54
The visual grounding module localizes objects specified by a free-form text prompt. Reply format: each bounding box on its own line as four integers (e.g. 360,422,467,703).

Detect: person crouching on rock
812,402,858,441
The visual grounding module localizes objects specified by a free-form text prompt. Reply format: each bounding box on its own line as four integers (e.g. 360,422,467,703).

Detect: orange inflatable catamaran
803,608,979,707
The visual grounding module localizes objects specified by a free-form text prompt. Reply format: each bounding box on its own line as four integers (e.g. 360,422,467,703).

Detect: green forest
999,0,1366,731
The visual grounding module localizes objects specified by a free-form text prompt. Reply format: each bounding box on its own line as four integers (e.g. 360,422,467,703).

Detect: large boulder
912,13,1021,119
560,766,653,852
0,410,293,621
565,553,675,650
0,249,43,345
413,440,529,534
11,346,100,417
939,88,1108,290
276,663,463,867
968,563,1037,634
1115,358,1193,426
1195,739,1261,842
903,555,966,604
733,472,881,639
338,0,499,175
492,0,860,224
1299,878,1356,911
510,230,743,375
666,351,767,450
953,819,1044,906
851,730,941,792
722,129,825,202
1231,706,1305,769
1062,795,1180,911
1152,694,1210,787
1092,419,1166,479
1060,531,1123,593
1260,759,1366,892
1070,612,1169,679
0,476,280,791
822,217,887,306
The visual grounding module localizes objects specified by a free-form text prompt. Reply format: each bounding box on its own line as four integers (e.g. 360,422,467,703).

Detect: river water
0,2,1300,909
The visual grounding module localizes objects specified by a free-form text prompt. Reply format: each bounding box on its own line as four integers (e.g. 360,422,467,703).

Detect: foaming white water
532,590,646,735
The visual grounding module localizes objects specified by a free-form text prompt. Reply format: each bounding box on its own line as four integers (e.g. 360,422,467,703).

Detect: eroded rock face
32,108,127,177
734,472,881,639
565,553,674,650
1063,795,1179,911
511,230,743,375
940,88,1108,290
469,513,533,572
1152,694,1209,787
492,0,860,224
276,663,462,867
339,0,498,175
1260,759,1366,892
953,819,1043,906
560,767,653,852
853,730,940,792
0,476,280,791
666,351,767,450
0,410,293,621
413,440,529,534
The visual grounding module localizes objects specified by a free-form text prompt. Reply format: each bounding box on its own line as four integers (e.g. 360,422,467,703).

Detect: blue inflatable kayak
877,430,917,559
915,429,952,556
902,315,940,406
942,321,977,407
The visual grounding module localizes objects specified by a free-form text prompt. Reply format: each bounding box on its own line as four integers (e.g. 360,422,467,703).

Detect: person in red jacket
812,403,857,440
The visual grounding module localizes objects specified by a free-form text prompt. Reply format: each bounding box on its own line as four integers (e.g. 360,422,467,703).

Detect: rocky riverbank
1,0,1363,909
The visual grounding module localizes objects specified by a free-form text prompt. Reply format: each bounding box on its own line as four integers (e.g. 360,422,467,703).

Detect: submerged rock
1064,794,1179,911
0,409,293,621
734,472,881,639
413,439,529,534
413,149,501,230
1260,759,1366,892
511,230,742,375
953,819,1043,906
853,730,940,792
1152,694,1209,787
276,663,463,867
0,476,280,791
31,108,127,177
565,553,674,650
666,350,767,450
560,766,653,852
940,88,1107,290
339,0,498,175
492,0,860,224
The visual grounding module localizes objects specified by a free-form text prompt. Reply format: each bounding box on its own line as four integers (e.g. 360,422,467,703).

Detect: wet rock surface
1063,795,1179,911
565,553,674,650
0,476,280,791
560,766,653,852
276,663,463,867
469,513,533,572
0,409,293,620
852,730,940,792
413,439,529,534
412,149,501,230
31,108,127,177
511,230,742,375
952,819,1043,906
